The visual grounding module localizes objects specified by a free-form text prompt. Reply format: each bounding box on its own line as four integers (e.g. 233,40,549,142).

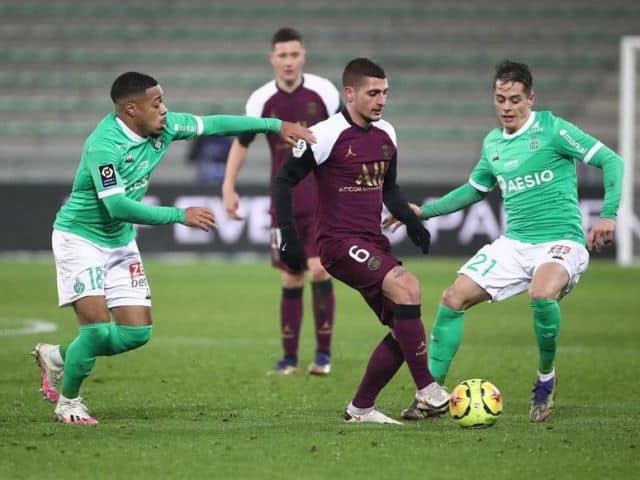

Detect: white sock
537,369,555,382
57,393,74,405
348,402,374,415
417,381,439,398
49,345,64,367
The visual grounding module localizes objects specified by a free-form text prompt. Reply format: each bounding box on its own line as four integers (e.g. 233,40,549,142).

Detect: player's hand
279,121,316,148
222,185,243,220
381,203,422,232
587,218,616,252
184,207,216,232
279,226,306,272
406,217,431,254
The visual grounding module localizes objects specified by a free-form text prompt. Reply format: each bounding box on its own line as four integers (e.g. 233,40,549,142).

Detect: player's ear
344,86,355,104
123,101,137,119
528,90,535,108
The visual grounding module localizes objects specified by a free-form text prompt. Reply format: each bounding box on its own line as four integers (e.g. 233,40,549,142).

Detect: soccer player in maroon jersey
273,58,450,423
222,28,341,376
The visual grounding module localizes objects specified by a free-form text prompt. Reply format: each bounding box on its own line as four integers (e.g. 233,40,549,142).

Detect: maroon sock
392,304,434,390
280,287,303,360
312,279,335,356
352,334,404,409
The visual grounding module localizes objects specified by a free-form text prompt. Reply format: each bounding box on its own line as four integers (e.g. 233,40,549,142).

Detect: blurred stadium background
1,0,639,258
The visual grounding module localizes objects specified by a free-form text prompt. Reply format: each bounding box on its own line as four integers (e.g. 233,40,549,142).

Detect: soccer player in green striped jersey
384,60,623,423
31,72,315,425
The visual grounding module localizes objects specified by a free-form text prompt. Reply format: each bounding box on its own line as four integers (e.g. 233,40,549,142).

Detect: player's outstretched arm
222,139,249,220
382,183,487,232
273,145,316,271
201,116,315,148
102,195,215,231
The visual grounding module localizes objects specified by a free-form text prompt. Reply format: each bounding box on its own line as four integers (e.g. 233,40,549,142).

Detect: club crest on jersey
151,137,165,151
292,139,307,158
307,102,317,115
124,154,135,163
492,151,500,162
367,256,381,271
381,144,390,160
529,134,540,151
98,163,117,188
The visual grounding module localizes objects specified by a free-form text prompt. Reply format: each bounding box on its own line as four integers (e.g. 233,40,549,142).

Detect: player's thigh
530,240,589,299
321,237,400,325
52,230,110,308
307,256,330,282
442,274,491,311
103,240,152,310
72,296,110,325
111,305,152,326
458,236,530,302
381,266,421,305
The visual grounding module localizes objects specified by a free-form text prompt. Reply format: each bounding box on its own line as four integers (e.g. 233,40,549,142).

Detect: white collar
116,116,147,143
502,111,536,139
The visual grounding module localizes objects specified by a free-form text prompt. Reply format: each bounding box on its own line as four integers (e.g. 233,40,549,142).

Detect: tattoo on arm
393,266,407,279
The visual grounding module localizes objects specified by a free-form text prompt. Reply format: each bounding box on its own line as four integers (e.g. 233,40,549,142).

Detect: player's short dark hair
342,58,386,88
271,27,303,47
494,60,533,93
110,72,158,104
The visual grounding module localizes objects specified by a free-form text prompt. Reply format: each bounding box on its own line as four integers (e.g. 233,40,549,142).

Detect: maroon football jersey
305,110,398,246
240,73,340,220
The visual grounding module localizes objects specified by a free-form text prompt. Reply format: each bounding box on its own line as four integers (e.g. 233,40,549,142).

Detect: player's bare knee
528,287,560,301
400,276,421,304
282,271,305,288
441,286,466,311
309,264,329,282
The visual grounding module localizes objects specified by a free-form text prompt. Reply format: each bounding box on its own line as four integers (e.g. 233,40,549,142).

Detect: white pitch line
0,319,58,336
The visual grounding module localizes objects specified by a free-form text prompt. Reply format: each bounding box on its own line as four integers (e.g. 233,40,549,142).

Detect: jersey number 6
349,245,371,263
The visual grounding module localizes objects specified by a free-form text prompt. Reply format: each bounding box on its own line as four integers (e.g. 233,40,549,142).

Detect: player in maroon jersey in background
273,58,450,423
222,28,340,375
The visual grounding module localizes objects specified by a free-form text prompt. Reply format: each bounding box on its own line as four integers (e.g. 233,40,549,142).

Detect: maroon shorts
270,214,319,272
319,236,401,326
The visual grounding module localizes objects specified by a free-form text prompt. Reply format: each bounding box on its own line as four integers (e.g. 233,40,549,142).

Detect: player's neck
345,106,372,129
116,112,148,139
276,76,303,93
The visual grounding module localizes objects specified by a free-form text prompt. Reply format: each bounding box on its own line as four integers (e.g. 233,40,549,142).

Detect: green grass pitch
1,258,638,479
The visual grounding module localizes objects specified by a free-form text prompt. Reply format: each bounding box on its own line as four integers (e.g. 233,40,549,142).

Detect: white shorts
52,230,152,308
458,236,589,302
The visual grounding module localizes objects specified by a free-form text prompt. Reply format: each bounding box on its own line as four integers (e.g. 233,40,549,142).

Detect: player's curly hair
342,58,386,88
494,60,533,93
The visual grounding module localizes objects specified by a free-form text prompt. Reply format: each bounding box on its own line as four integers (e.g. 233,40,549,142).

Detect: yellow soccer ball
449,378,503,428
